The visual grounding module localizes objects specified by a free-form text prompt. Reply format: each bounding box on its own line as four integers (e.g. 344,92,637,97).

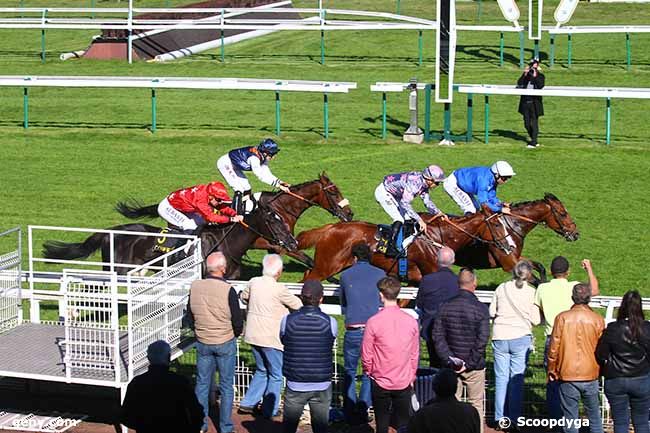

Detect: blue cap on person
258,138,280,156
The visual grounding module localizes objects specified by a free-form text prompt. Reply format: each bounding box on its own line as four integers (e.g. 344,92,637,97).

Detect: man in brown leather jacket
547,283,604,433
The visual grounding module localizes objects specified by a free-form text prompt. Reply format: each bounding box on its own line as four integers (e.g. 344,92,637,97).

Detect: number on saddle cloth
154,227,189,253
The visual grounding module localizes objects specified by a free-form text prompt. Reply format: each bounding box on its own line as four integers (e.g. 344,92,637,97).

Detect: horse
254,172,354,265
454,193,579,277
115,173,353,268
296,207,512,285
42,203,298,278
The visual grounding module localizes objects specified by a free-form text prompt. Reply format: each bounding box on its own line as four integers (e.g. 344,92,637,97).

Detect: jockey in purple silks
374,165,447,252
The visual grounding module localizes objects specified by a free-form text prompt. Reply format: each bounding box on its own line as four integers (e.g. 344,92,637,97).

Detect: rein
203,223,238,257
238,219,287,248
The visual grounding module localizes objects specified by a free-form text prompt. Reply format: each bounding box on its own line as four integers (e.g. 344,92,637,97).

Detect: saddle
375,220,418,258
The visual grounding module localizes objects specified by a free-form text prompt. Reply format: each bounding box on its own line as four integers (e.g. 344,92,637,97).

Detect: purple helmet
422,165,446,182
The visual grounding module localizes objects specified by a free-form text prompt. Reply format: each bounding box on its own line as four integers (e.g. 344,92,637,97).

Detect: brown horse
254,172,354,266
297,208,512,284
455,193,579,276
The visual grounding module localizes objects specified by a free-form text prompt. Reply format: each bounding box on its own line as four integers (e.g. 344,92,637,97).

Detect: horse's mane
511,193,561,209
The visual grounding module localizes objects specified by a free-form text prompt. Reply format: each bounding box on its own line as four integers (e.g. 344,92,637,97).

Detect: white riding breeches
217,154,251,193
443,173,477,214
157,198,198,231
374,184,409,222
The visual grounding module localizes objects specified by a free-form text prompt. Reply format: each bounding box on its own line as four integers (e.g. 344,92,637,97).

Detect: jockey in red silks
157,181,243,235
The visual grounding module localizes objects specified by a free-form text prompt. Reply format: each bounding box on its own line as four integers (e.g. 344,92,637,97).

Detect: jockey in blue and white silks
443,161,515,215
375,165,446,251
217,138,290,213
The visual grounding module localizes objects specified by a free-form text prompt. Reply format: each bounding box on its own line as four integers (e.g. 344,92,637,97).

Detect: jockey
157,181,244,236
216,138,291,213
443,161,515,215
374,165,446,252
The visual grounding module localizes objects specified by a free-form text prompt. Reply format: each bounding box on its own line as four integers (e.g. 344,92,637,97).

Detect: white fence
0,227,21,334
127,244,202,379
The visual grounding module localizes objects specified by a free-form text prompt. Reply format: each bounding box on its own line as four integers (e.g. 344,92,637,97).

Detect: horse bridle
544,198,577,240
320,182,350,220
503,198,576,241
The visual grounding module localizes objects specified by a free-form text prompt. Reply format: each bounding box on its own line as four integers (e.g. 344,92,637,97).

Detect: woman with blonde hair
489,260,541,428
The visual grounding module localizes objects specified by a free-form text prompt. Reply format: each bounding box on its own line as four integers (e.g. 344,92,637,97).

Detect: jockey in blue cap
443,161,515,215
217,138,290,213
375,165,447,252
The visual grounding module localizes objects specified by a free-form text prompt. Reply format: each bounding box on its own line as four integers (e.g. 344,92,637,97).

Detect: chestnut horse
297,208,512,284
455,193,579,275
255,172,354,266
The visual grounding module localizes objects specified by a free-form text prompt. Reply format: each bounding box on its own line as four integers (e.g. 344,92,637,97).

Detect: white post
127,0,133,64
110,232,115,274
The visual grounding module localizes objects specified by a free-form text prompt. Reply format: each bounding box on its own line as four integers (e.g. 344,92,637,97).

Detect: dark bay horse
43,204,298,278
255,173,353,265
297,208,512,284
455,193,579,275
115,173,353,268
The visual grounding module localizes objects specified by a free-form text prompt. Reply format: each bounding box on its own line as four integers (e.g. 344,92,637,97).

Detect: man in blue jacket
340,243,385,424
443,161,515,215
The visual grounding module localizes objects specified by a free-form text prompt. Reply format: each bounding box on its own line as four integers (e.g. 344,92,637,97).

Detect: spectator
190,252,243,433
340,242,384,424
433,268,490,433
362,276,419,433
517,57,545,149
120,340,203,433
489,260,541,426
416,246,459,367
407,368,481,433
596,290,650,433
238,254,302,418
547,283,604,433
281,280,338,433
535,256,599,419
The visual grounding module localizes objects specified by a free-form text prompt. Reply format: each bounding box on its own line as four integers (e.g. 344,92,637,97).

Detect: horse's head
250,203,299,252
543,193,579,241
317,172,354,222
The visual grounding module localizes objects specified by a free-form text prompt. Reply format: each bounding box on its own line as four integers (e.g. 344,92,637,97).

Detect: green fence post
424,84,432,142
151,89,157,133
320,30,325,65
484,94,490,144
381,92,387,139
606,97,611,145
396,0,401,15
626,33,631,71
477,0,482,22
166,0,171,7
550,34,555,67
418,30,423,66
220,29,225,62
323,93,329,139
466,93,473,142
534,39,539,60
90,0,95,19
23,87,28,129
519,31,525,68
20,0,24,18
499,32,504,67
41,9,47,63
443,103,452,140
568,34,572,67
275,91,281,136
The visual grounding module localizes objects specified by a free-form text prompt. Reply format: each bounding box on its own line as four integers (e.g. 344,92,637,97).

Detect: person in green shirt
534,256,599,420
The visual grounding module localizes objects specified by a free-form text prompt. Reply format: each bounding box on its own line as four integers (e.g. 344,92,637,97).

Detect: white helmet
490,161,516,177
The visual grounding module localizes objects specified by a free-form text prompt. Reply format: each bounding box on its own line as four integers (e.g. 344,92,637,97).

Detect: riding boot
232,192,244,215
389,221,403,257
242,189,253,214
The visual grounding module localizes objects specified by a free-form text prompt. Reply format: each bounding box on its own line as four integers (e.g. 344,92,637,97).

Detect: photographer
517,58,545,148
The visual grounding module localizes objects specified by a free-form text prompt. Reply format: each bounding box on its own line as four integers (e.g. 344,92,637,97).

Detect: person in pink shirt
361,276,419,433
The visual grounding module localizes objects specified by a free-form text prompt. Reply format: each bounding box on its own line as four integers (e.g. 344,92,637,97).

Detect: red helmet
207,182,232,203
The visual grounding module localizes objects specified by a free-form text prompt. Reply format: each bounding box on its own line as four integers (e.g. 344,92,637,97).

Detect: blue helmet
257,138,280,156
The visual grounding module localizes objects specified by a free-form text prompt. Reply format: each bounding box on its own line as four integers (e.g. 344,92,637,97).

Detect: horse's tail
42,232,107,260
115,199,158,220
296,224,336,250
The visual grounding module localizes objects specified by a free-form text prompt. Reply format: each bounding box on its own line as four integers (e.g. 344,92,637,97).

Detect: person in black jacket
517,58,545,149
596,290,650,433
416,246,459,368
433,268,490,433
120,340,203,433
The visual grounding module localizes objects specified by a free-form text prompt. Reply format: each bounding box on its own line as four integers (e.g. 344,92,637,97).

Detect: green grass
0,0,649,298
